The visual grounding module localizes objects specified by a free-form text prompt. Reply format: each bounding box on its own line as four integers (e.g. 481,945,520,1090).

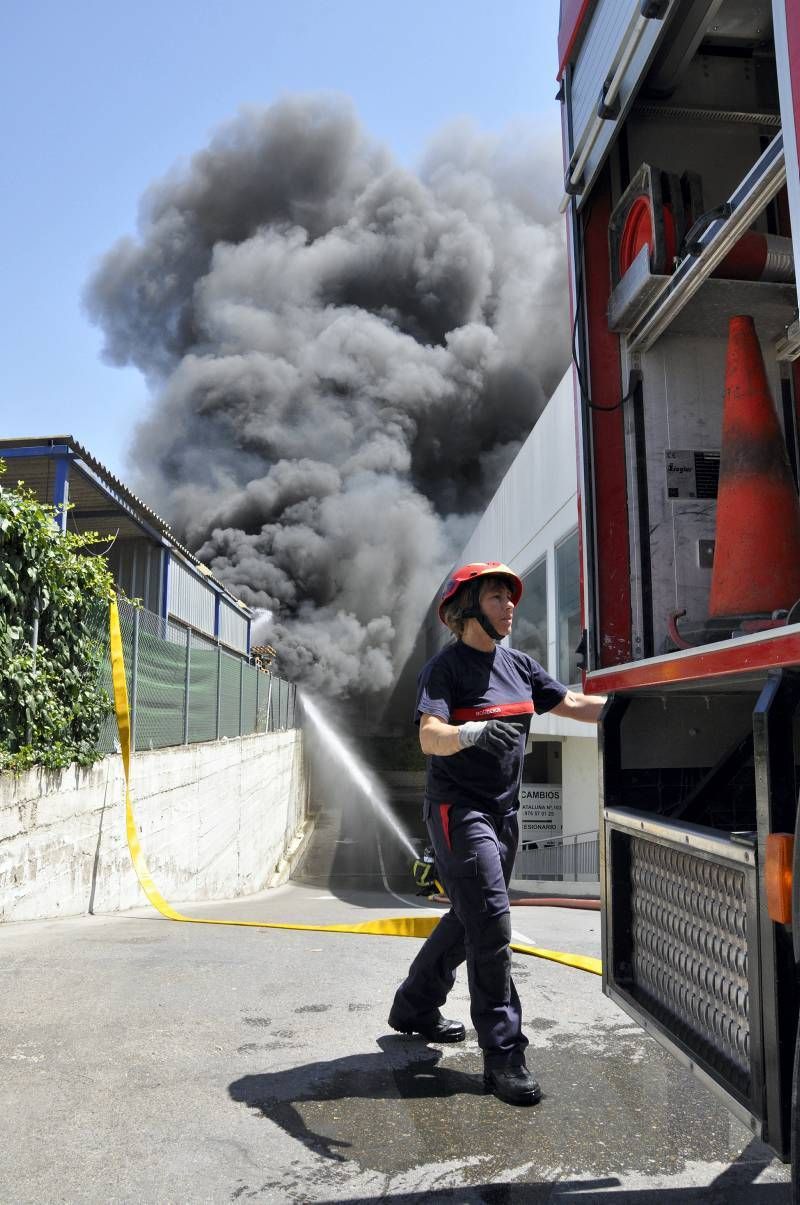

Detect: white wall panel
168,557,215,635
454,370,590,749
413,369,598,834
459,371,578,576
220,600,249,654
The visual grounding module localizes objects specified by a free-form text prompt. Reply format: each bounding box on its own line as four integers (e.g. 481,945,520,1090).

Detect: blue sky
0,1,561,478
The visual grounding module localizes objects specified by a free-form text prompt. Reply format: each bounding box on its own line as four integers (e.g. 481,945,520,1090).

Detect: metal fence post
238,658,244,737
266,674,273,732
130,607,139,753
215,645,222,740
183,628,191,745
25,593,41,746
572,832,578,881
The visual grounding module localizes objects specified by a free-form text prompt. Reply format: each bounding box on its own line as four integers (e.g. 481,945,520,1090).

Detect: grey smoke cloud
86,96,568,700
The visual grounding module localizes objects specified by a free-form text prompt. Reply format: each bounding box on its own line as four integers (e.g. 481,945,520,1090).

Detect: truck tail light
765,833,794,925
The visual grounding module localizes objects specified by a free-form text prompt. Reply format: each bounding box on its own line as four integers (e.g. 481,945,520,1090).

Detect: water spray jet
300,691,418,860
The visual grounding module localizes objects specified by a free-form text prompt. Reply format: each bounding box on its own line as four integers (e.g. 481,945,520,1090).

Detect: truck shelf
611,269,797,343
611,133,789,352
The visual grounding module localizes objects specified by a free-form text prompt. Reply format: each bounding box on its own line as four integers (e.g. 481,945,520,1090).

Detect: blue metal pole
52,455,70,533
160,550,171,629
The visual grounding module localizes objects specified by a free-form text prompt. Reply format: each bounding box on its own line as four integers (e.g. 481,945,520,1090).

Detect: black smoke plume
87,97,568,701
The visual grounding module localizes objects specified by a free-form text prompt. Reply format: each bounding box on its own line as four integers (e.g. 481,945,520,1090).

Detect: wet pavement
0,792,792,1203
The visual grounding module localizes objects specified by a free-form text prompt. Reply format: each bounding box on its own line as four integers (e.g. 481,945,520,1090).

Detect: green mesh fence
242,664,258,734
139,612,186,749
188,639,219,745
278,677,289,729
255,672,267,730
268,676,280,731
96,598,297,754
219,652,242,738
96,613,118,756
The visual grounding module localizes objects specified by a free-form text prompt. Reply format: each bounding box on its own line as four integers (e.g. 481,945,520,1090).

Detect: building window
556,530,581,684
512,558,548,669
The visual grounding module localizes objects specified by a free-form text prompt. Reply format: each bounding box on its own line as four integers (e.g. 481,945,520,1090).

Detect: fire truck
558,0,800,1187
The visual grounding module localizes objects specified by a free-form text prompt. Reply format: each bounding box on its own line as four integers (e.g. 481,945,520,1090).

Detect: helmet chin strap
476,614,503,642
460,583,503,642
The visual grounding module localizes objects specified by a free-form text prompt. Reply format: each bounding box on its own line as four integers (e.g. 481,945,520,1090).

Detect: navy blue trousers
392,800,528,1070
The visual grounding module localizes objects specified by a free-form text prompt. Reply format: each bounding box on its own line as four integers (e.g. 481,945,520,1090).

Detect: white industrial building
417,369,600,868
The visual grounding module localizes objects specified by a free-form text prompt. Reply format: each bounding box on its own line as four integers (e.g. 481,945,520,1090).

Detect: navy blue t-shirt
415,641,567,814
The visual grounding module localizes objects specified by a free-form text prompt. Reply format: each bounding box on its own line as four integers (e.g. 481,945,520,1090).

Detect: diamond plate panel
629,836,751,1084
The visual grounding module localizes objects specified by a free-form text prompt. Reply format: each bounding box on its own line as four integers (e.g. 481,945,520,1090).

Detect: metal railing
97,597,298,754
514,829,599,881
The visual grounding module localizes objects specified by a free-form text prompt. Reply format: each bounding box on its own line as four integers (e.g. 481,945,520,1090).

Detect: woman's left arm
550,690,607,724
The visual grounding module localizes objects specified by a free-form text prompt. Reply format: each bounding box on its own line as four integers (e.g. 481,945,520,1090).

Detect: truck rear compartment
561,0,800,1173
599,677,800,1155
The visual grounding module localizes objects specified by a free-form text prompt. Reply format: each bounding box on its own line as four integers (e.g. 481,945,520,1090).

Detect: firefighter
388,561,605,1105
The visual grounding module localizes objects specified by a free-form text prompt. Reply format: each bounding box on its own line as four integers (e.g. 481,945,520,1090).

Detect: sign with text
519,784,563,845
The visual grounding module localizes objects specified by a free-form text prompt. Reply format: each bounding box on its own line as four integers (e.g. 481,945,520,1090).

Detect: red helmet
438,561,523,625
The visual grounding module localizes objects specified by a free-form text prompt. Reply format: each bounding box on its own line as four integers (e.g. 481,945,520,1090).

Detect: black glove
457,718,523,757
476,719,523,756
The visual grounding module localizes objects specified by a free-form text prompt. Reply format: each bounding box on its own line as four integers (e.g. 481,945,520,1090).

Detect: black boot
388,1006,466,1043
484,1065,541,1105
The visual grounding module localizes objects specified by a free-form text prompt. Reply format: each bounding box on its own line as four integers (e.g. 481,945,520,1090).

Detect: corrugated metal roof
0,434,251,616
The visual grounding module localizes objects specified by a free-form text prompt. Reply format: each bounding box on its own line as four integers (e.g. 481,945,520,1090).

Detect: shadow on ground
229,1035,790,1204
229,1036,483,1163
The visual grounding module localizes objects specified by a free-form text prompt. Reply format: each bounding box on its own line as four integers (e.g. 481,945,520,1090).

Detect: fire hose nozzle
412,846,442,896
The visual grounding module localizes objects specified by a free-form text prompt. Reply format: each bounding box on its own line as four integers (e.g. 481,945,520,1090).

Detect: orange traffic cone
709,315,800,619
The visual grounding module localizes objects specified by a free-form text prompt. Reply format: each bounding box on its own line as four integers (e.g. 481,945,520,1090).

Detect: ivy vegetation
0,464,115,772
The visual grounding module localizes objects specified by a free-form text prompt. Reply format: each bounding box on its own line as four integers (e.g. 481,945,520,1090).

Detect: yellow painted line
109,599,601,974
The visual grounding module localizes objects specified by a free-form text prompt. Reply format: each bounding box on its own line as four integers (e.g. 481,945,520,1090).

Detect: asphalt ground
0,789,793,1204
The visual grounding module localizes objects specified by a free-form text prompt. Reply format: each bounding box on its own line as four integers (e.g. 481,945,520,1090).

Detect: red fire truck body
559,0,800,1181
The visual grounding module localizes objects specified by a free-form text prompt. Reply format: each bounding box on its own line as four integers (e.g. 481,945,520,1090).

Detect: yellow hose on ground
109,599,602,975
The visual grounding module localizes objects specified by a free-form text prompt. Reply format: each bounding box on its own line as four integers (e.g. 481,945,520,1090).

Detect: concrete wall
0,730,310,924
